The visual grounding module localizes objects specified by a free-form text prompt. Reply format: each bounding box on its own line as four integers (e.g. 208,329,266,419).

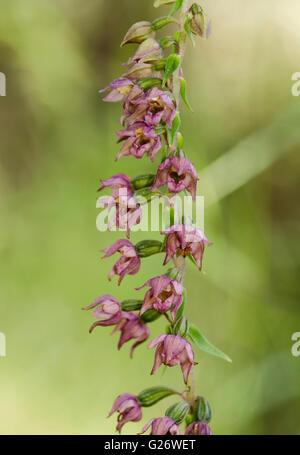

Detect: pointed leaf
188,323,232,363
167,112,181,146
154,0,175,7
180,78,193,111
169,0,184,16
176,288,186,320
162,53,181,86
184,18,195,46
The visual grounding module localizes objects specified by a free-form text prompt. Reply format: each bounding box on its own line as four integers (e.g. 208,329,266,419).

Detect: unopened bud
135,240,163,258
165,401,190,424
121,21,155,47
121,299,143,312
194,396,212,423
140,308,161,323
137,386,175,407
188,4,211,38
131,173,156,190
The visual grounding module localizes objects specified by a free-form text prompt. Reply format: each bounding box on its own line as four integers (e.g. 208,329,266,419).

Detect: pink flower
83,294,122,332
161,224,211,270
148,334,196,384
126,87,176,129
136,275,183,319
100,77,142,103
152,157,199,200
102,239,141,285
140,417,180,435
98,174,142,237
185,422,213,435
123,38,162,66
108,394,142,433
115,122,161,162
113,312,150,357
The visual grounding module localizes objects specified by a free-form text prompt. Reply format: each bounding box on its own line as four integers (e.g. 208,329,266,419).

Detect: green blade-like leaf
154,0,175,8
188,323,232,363
184,18,195,46
169,0,184,16
180,78,193,111
167,112,181,146
176,288,186,320
162,53,181,86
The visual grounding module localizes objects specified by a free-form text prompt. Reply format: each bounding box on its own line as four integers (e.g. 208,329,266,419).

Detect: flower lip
136,275,183,319
152,156,199,200
140,417,180,435
161,224,211,270
148,334,196,384
109,393,142,433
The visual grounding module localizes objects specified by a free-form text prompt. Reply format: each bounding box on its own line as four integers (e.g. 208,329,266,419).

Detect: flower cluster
85,0,224,436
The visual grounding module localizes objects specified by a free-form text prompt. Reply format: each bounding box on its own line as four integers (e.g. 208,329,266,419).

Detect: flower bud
173,315,189,337
165,401,190,424
135,240,163,258
121,299,143,312
188,4,211,39
140,308,162,323
137,386,176,407
131,173,156,190
194,396,212,423
121,21,155,47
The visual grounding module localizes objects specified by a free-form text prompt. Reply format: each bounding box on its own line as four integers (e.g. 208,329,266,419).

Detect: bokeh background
0,0,300,435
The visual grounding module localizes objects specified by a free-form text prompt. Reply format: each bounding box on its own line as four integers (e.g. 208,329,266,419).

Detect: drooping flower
124,38,162,66
100,77,140,103
126,87,176,129
83,294,122,332
98,174,142,237
113,312,150,357
140,417,180,435
161,224,211,270
102,239,141,284
120,21,155,47
108,394,142,433
123,62,161,82
148,334,196,384
152,157,198,200
116,122,161,162
185,421,213,435
136,275,183,319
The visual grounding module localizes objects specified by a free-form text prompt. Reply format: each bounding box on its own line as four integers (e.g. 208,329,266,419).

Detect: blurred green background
0,0,299,435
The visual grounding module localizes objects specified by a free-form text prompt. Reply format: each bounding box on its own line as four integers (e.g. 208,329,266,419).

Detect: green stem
168,0,189,156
